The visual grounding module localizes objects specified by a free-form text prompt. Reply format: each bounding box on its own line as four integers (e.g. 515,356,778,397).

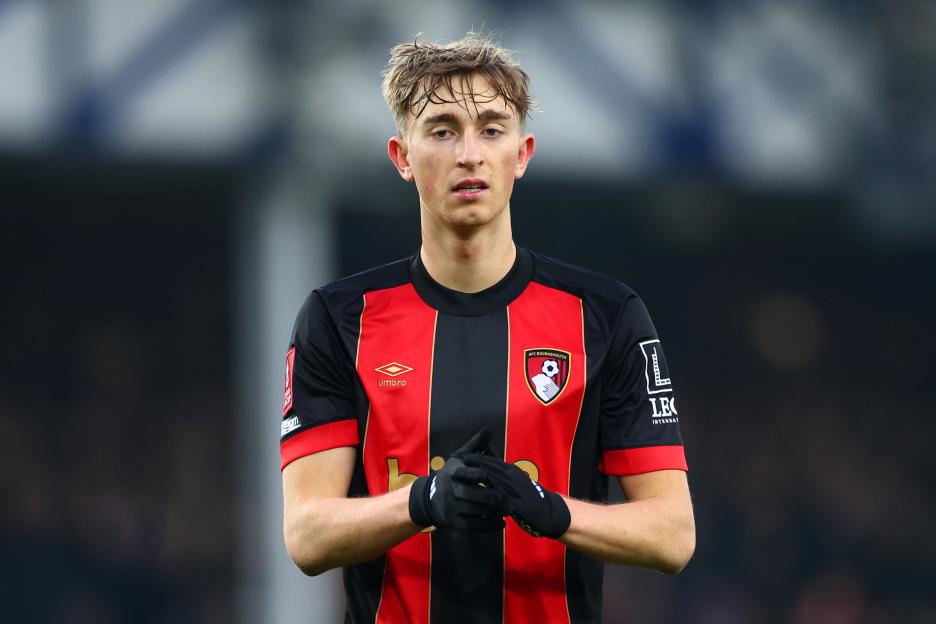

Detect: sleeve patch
281,415,300,437
639,339,673,395
282,346,296,416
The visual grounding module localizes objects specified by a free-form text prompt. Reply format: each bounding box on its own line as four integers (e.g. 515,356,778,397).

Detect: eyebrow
420,110,513,126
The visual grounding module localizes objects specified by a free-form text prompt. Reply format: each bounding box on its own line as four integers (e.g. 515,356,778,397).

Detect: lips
452,179,489,192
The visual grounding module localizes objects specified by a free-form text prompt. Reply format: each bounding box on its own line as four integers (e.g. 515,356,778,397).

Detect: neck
419,206,516,293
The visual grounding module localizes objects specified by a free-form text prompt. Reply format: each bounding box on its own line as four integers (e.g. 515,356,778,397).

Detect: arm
560,469,695,574
282,446,421,576
562,294,693,573
282,429,508,576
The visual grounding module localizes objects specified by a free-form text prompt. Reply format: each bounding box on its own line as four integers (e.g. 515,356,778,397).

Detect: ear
514,133,536,179
388,136,414,182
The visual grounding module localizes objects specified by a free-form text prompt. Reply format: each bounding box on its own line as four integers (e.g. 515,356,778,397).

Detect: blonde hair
382,32,536,137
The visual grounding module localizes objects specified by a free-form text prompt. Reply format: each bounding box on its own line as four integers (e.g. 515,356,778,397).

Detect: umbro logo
375,362,413,377
375,361,412,388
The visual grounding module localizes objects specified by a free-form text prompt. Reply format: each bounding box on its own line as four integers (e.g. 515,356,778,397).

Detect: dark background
1,158,237,623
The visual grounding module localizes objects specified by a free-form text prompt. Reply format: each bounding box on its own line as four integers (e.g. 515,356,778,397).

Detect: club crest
524,348,571,405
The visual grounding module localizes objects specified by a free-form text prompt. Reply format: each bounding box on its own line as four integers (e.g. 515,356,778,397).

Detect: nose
456,132,483,168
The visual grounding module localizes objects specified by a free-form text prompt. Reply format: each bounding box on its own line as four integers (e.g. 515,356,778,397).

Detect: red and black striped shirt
280,247,687,623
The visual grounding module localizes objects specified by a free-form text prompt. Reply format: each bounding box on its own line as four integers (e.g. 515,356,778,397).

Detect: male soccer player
280,33,695,623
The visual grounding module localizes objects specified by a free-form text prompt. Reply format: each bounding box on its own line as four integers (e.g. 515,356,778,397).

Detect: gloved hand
408,427,511,532
461,454,571,539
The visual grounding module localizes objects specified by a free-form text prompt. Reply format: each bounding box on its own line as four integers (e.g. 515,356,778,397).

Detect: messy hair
382,32,536,137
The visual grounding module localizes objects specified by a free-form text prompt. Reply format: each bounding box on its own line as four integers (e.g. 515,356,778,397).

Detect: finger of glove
449,465,490,485
467,473,524,501
452,515,506,533
438,454,466,475
451,442,497,461
456,498,512,519
460,456,546,509
452,426,492,457
461,455,527,496
451,463,519,494
475,431,498,457
453,482,511,509
461,453,520,478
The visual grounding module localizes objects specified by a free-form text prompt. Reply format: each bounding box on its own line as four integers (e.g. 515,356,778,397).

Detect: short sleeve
279,291,360,470
598,295,687,475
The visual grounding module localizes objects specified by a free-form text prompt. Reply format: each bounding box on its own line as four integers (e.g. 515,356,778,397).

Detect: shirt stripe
358,284,436,624
504,282,586,624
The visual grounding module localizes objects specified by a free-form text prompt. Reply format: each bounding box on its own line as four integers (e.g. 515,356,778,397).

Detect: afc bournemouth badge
524,348,571,406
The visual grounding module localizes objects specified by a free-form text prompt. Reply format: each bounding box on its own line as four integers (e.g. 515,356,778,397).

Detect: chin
446,214,493,230
445,204,501,227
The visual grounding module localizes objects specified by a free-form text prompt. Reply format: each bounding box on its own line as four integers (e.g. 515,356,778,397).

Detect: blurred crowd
0,181,235,623
0,346,233,623
606,382,936,623
600,252,936,623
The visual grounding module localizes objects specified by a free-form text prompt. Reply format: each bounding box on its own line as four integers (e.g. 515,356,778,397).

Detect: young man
280,33,694,623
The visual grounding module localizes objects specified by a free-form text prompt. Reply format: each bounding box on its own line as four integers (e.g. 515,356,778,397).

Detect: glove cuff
408,475,433,528
511,490,571,539
545,491,571,539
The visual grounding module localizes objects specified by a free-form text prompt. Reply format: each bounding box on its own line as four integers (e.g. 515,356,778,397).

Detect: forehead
410,72,516,126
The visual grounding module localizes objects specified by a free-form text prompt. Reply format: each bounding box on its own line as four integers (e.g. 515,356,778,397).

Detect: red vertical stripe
504,283,585,624
358,284,437,624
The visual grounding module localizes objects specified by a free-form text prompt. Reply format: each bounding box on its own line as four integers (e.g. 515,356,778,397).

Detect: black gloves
408,428,512,532
409,427,571,539
461,454,571,539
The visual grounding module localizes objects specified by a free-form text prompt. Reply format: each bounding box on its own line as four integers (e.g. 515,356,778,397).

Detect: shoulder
527,249,657,341
293,256,413,332
318,256,412,300
529,249,640,308
304,256,412,312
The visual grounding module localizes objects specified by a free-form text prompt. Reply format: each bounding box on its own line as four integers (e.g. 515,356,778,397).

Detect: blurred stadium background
1,1,934,622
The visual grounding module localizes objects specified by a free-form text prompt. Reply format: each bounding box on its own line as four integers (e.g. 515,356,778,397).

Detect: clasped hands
409,427,571,539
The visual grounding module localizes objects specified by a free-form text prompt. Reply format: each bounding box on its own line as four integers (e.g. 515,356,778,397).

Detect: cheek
413,155,444,202
497,154,519,188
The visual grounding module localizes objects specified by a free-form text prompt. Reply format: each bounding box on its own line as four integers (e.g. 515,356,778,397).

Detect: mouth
451,179,489,199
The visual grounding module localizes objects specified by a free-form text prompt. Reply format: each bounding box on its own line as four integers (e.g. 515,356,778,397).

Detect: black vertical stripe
343,556,385,623
429,311,508,624
566,309,606,623
340,295,386,624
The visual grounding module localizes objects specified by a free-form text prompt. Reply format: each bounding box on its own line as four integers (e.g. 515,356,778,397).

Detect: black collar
410,246,534,317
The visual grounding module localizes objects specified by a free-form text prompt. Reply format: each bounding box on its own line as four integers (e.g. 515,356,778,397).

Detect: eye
483,128,502,137
433,129,452,139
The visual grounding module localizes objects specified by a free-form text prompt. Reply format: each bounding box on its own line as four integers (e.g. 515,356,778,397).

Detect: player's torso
342,278,599,624
354,280,589,501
